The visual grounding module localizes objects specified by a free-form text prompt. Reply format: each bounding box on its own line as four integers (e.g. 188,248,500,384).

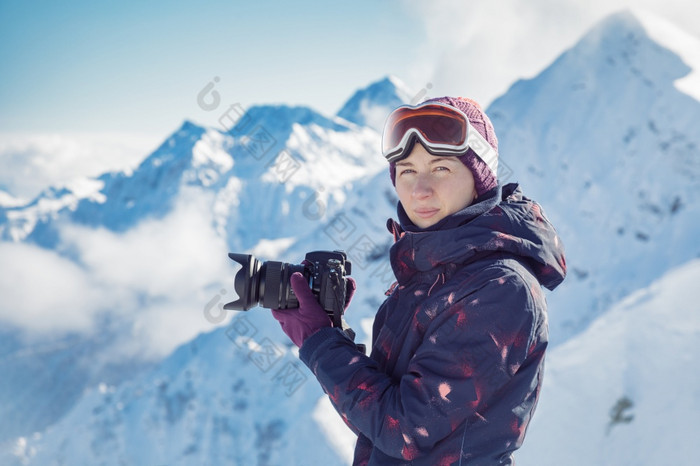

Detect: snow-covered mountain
517,258,700,465
0,108,383,252
0,325,155,455
0,78,406,462
15,313,350,465
489,9,700,343
17,258,699,465
336,75,414,131
1,8,699,466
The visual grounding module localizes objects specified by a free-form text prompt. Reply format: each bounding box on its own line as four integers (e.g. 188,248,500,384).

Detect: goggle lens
382,104,469,161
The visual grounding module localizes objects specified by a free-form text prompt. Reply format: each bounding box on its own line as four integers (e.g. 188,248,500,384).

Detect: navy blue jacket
300,183,566,465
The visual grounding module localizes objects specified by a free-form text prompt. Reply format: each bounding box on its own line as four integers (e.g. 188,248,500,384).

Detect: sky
0,0,699,197
0,0,423,135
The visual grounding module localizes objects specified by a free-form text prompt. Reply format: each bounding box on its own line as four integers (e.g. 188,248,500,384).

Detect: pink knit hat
389,96,499,196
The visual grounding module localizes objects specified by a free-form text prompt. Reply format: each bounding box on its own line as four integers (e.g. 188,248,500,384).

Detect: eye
433,166,450,173
399,168,416,176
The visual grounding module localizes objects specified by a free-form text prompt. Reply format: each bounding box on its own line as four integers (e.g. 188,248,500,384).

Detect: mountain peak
629,9,700,101
574,9,700,100
336,75,413,131
487,8,700,344
491,9,700,128
179,119,203,132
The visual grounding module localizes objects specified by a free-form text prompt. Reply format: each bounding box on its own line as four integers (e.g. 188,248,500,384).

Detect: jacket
300,183,567,465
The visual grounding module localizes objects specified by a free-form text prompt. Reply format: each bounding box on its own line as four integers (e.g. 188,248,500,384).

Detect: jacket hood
388,183,567,291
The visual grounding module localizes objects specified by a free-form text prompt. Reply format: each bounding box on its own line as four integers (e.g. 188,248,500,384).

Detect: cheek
395,181,412,203
443,180,476,209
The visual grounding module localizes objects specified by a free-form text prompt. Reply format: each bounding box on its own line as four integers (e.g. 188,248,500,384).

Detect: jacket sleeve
299,266,541,461
309,299,392,437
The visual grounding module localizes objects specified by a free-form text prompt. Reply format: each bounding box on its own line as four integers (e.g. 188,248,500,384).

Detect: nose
412,174,433,199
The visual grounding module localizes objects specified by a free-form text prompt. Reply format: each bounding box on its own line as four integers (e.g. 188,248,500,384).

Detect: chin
412,216,444,229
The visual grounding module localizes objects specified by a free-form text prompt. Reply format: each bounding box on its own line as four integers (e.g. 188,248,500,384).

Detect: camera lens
224,253,304,311
224,253,261,310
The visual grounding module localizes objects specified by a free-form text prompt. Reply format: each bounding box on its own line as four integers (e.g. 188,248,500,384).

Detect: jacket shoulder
445,255,546,331
455,254,540,296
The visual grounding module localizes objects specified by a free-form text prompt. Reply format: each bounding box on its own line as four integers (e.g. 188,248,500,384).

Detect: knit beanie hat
389,96,499,197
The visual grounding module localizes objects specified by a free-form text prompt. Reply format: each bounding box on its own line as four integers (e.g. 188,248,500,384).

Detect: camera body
224,250,352,320
303,251,352,315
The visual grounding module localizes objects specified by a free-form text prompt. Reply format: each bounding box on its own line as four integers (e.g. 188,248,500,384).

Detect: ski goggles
381,102,498,175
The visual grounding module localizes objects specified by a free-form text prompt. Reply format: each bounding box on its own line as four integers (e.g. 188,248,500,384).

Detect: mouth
413,208,440,219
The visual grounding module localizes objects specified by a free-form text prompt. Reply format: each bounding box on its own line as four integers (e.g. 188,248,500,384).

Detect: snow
1,9,699,466
488,8,700,345
64,177,106,203
248,237,297,259
190,129,235,187
633,9,700,100
313,396,355,465
336,75,412,131
0,190,27,208
517,258,700,465
192,130,234,170
15,317,347,465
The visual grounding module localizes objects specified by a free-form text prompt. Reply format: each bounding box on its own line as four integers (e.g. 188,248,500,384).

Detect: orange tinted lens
383,105,467,155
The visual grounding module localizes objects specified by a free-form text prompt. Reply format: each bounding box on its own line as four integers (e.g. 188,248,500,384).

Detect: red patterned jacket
300,184,566,465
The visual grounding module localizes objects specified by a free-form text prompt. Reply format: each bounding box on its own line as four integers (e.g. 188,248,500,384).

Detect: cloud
400,0,700,107
61,189,228,298
0,132,161,200
0,242,102,333
0,188,234,360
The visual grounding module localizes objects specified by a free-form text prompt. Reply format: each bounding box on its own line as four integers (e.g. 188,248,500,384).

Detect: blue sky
1,0,698,140
0,0,424,135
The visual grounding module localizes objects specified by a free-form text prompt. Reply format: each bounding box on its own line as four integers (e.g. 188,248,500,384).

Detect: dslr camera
224,250,352,326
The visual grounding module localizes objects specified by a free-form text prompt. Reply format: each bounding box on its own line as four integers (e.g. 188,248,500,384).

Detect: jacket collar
388,183,566,290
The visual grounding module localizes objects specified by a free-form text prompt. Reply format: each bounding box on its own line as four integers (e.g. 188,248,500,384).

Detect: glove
344,276,357,308
272,272,356,347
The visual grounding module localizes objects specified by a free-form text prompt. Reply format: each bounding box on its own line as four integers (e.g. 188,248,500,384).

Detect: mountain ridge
488,7,700,342
0,74,409,455
336,75,413,131
517,258,700,465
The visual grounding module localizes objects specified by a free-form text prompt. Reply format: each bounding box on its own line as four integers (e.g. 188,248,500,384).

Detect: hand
272,273,357,347
272,272,332,347
344,276,357,309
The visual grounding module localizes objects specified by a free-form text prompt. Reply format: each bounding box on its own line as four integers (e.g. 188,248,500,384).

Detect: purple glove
272,272,356,347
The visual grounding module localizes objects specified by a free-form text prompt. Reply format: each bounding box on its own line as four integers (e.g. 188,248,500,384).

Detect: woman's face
394,143,477,229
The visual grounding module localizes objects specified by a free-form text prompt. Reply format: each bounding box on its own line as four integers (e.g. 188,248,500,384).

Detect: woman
272,96,567,465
